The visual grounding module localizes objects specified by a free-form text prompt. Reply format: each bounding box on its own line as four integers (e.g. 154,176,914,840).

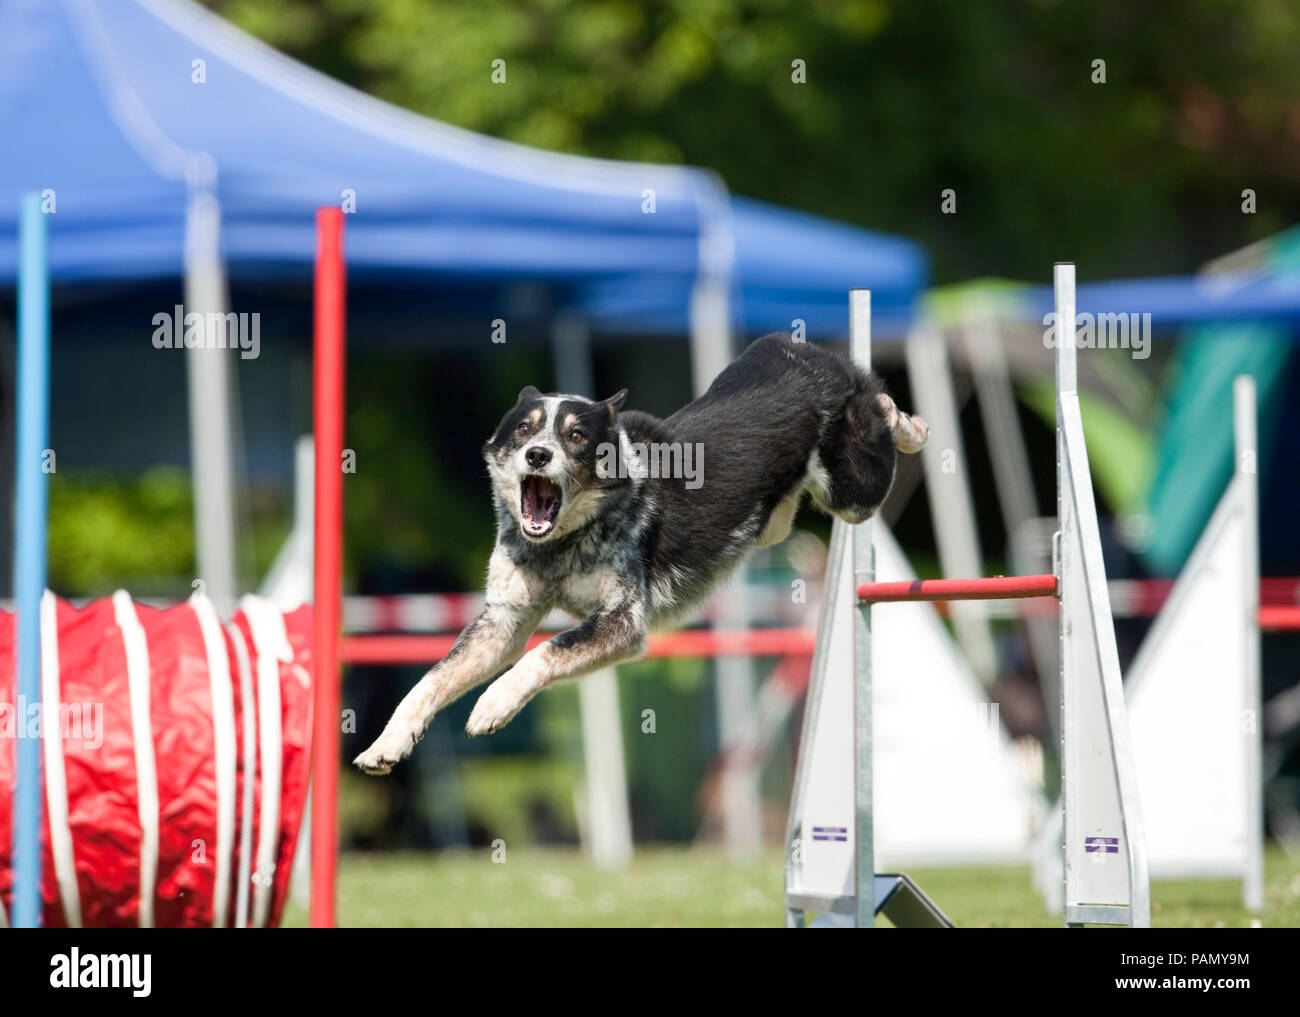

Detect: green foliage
207,0,1300,281
48,467,196,595
457,755,584,845
342,355,519,589
1020,377,1154,515
46,467,288,598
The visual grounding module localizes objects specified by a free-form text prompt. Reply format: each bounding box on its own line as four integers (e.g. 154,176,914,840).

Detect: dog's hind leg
811,382,928,526
353,601,543,774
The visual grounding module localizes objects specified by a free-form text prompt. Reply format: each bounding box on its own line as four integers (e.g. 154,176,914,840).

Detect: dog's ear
602,389,628,424
517,385,542,404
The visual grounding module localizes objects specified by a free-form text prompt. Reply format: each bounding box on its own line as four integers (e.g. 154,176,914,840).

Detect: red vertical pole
311,207,345,928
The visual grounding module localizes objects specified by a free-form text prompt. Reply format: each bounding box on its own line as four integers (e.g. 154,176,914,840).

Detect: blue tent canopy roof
1019,271,1300,328
578,197,927,335
0,0,926,336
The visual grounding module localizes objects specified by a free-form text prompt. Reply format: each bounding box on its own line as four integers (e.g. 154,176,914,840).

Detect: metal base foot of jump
787,873,953,928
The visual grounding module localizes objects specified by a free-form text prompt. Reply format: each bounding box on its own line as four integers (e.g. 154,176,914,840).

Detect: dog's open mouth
520,474,562,537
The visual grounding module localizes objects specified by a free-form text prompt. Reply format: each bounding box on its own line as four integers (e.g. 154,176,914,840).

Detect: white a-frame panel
1055,263,1150,927
1127,481,1252,875
1125,377,1261,907
785,520,858,911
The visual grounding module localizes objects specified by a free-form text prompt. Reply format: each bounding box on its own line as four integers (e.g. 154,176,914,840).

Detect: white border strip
225,622,257,929
112,590,159,928
238,596,288,928
190,594,238,928
41,591,81,927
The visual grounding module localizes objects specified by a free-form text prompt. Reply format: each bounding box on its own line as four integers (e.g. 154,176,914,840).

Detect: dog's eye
516,422,531,437
568,429,585,444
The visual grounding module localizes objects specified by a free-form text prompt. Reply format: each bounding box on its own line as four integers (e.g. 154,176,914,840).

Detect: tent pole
184,186,239,614
962,304,1058,724
903,320,998,686
688,184,761,854
552,312,633,867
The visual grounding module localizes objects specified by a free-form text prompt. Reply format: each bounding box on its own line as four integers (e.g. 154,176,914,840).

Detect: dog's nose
525,446,552,469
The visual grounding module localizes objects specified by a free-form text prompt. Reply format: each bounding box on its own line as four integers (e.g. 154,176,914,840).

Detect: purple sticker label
1085,836,1119,854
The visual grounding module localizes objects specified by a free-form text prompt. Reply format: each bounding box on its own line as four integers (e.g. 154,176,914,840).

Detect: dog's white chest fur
556,566,624,618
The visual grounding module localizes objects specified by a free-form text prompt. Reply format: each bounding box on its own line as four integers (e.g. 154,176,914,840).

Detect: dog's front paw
353,724,417,776
466,678,530,736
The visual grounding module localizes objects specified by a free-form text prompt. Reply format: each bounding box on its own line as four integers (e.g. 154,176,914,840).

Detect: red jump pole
311,207,345,928
340,627,818,667
858,573,1058,604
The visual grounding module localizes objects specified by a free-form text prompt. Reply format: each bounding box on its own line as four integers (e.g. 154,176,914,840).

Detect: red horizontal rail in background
341,626,817,666
857,573,1059,604
1258,605,1300,631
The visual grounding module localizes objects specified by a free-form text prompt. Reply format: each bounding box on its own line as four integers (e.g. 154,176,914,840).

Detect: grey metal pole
184,186,238,615
963,307,1039,540
963,307,1059,731
1235,375,1264,912
904,322,998,685
689,236,762,856
1055,263,1077,928
849,289,875,928
552,312,633,867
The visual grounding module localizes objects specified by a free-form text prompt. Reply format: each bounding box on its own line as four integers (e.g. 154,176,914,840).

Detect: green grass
282,844,1300,928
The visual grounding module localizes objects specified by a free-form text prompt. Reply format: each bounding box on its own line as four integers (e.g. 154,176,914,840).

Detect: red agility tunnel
0,593,313,928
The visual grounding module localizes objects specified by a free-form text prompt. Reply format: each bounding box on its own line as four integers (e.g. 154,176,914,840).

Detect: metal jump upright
784,264,1149,928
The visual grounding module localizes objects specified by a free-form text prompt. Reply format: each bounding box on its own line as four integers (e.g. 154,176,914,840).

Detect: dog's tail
876,393,929,454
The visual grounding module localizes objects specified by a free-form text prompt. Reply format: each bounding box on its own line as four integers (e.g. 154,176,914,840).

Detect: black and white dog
354,333,927,774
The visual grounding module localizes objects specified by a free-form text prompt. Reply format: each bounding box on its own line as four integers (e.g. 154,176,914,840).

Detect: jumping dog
354,333,927,774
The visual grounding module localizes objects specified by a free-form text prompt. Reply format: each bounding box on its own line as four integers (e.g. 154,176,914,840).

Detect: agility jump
785,265,1150,928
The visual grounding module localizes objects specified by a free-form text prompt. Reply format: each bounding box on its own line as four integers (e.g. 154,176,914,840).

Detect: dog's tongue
523,476,559,523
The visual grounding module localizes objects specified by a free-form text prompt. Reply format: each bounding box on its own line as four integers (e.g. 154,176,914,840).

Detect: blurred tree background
205,0,1300,281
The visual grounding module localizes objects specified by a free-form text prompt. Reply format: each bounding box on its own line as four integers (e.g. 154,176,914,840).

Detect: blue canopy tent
0,0,929,866
578,196,926,336
1021,271,1300,328
0,0,924,326
0,0,927,601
